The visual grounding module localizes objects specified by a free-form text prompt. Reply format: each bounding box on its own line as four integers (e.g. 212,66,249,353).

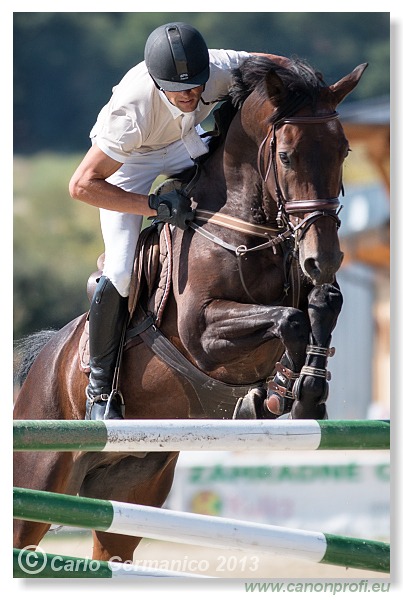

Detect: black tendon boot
85,276,128,420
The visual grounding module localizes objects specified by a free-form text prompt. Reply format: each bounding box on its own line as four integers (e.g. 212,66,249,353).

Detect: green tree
14,12,389,154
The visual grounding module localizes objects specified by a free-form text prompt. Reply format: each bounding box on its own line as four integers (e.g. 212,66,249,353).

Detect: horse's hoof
232,393,258,419
232,387,269,419
265,393,284,415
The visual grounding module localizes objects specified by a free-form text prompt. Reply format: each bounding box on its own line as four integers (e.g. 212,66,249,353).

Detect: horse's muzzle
303,251,344,285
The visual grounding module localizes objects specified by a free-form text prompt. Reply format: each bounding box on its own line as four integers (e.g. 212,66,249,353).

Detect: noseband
257,112,342,241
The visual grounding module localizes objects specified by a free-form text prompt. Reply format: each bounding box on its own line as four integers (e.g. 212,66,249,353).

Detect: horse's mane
182,57,327,169
229,55,327,118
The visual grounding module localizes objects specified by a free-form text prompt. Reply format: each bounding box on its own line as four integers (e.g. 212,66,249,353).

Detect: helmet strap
166,26,188,79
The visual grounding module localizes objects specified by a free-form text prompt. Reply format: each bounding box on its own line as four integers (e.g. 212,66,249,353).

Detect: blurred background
13,12,390,568
13,12,390,420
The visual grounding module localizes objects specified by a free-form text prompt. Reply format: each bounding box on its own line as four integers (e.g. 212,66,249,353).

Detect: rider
69,22,273,420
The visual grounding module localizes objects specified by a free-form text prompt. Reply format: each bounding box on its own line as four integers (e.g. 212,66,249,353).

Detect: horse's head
232,57,368,285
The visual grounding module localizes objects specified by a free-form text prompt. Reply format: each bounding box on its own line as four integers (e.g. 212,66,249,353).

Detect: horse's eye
278,152,290,165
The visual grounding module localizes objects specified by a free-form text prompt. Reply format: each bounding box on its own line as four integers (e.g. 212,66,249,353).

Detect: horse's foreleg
290,283,343,419
190,296,343,420
192,301,311,379
182,301,311,421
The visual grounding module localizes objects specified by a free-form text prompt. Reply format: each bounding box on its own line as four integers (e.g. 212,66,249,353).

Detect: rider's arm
69,144,156,216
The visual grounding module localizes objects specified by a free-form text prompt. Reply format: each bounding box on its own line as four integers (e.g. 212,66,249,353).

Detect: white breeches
99,137,198,297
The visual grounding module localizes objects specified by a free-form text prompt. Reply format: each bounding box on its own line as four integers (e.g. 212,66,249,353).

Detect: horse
13,55,367,562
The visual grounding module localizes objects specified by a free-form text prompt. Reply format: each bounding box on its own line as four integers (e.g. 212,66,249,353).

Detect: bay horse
14,56,367,561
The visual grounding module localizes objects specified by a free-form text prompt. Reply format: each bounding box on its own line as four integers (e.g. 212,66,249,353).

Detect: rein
188,109,343,304
189,214,298,306
190,111,343,257
189,211,293,256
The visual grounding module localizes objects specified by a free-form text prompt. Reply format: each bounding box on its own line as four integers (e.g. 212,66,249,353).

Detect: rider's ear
329,63,368,107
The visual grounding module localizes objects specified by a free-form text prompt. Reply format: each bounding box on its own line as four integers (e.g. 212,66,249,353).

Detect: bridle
257,111,343,243
191,109,344,258
188,108,344,304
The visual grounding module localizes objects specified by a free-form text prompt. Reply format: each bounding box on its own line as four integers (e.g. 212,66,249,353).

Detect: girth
125,311,259,419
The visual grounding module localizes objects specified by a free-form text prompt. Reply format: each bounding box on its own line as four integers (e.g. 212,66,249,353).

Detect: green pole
13,419,108,451
13,487,114,530
321,533,390,573
319,420,390,450
13,548,112,578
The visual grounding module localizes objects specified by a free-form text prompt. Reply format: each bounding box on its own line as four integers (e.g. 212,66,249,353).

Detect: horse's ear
265,70,288,107
329,63,368,106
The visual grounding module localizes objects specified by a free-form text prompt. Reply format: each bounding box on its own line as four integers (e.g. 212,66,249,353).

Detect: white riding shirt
90,49,250,296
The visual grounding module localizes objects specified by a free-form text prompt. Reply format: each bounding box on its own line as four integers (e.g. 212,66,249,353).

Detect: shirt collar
158,88,201,119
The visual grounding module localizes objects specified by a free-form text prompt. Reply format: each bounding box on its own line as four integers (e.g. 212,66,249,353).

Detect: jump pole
13,487,390,573
13,419,390,452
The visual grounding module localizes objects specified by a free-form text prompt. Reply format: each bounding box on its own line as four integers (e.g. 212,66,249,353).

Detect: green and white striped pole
13,419,390,452
13,487,389,573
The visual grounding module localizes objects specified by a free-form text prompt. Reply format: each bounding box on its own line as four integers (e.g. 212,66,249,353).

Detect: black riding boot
85,276,128,420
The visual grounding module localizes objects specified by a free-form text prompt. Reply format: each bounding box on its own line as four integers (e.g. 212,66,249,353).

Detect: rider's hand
148,189,195,230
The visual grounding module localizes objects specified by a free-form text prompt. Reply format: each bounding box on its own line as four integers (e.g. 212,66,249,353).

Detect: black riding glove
148,189,195,230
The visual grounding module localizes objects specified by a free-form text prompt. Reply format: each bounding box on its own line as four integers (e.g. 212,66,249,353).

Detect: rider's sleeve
90,104,143,163
88,63,154,163
203,49,251,102
92,116,143,163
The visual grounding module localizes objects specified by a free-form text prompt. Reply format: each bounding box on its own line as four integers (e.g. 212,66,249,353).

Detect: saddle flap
146,223,173,327
78,314,90,373
128,221,173,327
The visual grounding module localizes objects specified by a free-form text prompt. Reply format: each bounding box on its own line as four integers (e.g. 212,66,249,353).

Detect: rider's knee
104,270,131,298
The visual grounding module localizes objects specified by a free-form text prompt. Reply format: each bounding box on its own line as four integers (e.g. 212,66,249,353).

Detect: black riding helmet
145,22,210,91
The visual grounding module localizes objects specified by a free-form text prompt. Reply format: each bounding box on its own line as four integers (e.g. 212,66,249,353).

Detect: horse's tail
14,330,57,386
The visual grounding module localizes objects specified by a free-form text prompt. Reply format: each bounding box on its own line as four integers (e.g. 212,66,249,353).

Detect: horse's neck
215,117,279,225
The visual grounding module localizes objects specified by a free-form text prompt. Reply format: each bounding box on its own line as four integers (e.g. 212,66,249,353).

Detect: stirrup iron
85,388,125,420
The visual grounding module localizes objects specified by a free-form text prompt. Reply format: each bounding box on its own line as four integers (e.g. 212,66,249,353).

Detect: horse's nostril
304,258,320,278
304,256,341,285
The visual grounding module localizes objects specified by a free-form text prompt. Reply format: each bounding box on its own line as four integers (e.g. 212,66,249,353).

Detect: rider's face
163,85,204,112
